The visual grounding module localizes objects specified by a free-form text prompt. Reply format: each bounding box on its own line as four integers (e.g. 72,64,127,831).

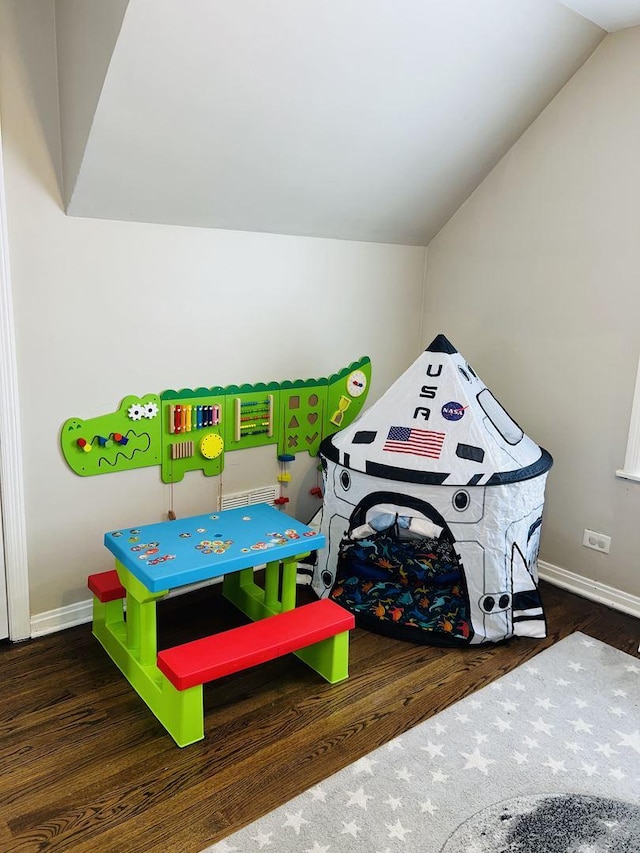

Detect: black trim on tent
485,448,553,485
456,443,485,463
425,334,457,354
352,430,377,444
348,490,449,532
365,461,450,485
512,589,541,609
319,435,338,462
320,435,553,487
528,517,543,540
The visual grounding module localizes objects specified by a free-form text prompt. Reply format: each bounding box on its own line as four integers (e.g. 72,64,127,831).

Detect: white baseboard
538,560,640,621
30,598,94,638
29,561,640,639
29,576,223,638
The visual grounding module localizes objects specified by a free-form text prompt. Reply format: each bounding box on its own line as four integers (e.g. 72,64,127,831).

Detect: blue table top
104,503,325,592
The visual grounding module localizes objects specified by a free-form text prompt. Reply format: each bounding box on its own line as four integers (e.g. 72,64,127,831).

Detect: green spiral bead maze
62,394,163,476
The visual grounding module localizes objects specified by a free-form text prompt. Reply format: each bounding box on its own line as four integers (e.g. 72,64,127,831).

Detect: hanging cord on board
168,461,176,520
217,469,224,511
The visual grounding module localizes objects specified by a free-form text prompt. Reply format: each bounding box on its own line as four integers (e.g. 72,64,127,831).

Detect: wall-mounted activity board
61,358,371,483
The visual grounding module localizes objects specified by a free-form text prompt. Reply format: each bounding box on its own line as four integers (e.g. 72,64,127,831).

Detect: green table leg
116,563,165,666
223,551,309,619
223,566,272,621
264,560,280,609
294,627,351,683
280,557,298,611
91,563,205,746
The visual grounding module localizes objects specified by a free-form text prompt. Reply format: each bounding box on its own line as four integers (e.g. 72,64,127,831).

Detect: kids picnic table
88,503,354,746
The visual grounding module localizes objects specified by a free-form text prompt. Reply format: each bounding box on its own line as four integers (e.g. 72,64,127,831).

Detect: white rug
202,633,640,852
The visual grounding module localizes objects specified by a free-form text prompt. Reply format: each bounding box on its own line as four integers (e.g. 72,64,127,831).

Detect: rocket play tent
312,334,553,646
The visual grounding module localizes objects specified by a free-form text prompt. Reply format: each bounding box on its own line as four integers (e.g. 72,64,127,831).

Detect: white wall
0,0,426,619
424,27,640,597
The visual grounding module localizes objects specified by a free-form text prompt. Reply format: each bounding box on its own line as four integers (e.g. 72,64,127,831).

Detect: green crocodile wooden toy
61,357,371,483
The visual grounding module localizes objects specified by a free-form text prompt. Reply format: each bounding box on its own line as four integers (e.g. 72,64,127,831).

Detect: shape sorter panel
279,385,327,458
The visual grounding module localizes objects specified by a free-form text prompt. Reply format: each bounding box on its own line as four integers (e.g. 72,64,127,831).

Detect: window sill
616,469,640,483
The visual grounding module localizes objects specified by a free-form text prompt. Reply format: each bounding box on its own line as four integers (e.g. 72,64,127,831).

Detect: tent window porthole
481,593,510,613
477,389,523,445
453,490,470,511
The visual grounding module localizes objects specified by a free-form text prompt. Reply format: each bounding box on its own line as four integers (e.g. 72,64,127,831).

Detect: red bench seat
157,598,355,690
88,570,126,602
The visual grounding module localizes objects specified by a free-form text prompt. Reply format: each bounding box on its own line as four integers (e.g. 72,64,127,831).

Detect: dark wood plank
0,581,638,852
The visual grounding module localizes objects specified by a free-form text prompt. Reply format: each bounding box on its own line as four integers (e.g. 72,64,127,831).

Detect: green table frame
92,552,348,746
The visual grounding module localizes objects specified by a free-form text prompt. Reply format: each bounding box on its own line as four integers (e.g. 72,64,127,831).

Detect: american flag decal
383,426,446,459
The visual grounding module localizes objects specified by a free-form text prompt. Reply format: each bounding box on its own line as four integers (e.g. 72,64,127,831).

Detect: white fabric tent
313,334,552,645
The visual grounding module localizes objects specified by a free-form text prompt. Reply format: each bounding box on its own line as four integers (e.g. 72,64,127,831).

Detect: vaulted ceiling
54,0,640,246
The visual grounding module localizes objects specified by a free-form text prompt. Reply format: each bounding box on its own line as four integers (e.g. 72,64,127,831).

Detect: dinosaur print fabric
330,531,472,645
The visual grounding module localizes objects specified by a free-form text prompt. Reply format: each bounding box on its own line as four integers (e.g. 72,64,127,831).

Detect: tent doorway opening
329,491,474,646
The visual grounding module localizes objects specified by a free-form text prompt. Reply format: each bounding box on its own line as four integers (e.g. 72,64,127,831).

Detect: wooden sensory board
60,358,372,484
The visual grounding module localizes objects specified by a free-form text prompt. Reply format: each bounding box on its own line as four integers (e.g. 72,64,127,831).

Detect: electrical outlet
582,528,611,554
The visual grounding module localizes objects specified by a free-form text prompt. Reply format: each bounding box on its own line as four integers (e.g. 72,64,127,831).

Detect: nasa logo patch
441,401,465,421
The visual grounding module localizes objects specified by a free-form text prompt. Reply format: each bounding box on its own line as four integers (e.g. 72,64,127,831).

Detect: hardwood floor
1,581,638,853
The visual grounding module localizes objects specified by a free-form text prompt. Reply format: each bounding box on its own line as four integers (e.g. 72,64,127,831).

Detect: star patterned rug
201,632,640,852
